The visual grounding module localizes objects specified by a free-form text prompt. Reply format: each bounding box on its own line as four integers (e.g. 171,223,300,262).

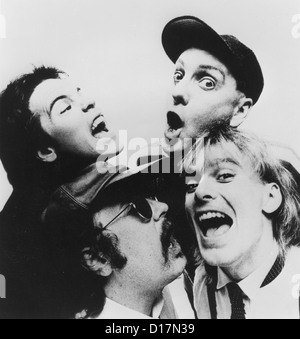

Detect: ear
37,147,57,163
230,97,253,128
263,183,283,214
82,248,113,277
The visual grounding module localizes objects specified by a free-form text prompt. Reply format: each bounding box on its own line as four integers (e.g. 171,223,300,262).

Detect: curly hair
0,66,65,188
183,126,300,251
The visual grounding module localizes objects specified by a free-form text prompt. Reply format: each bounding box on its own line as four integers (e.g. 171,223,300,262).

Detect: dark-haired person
185,127,300,319
0,66,121,318
42,160,190,319
161,16,300,183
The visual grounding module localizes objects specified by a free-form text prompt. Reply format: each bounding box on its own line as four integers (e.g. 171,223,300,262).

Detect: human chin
200,244,241,267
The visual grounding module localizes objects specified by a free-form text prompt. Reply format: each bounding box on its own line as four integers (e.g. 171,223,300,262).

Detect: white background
1,0,300,210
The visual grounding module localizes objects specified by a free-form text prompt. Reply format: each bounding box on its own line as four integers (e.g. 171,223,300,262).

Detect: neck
222,223,278,282
104,276,162,317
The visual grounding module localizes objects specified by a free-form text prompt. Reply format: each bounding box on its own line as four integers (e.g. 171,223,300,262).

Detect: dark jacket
0,185,59,319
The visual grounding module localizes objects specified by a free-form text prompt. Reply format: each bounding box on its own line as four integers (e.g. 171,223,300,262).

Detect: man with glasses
42,159,194,319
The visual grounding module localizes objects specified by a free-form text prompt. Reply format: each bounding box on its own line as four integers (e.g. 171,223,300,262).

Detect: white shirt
94,276,195,320
194,246,300,319
96,287,178,319
96,298,163,320
168,274,195,319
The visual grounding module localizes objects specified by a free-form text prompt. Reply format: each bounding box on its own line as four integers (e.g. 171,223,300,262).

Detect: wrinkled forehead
177,48,234,79
29,77,78,114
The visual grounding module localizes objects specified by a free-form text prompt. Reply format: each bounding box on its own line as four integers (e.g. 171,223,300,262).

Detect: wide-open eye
174,70,184,84
198,77,216,90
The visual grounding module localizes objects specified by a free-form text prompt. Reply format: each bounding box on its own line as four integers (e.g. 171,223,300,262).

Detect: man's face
95,198,187,291
185,143,273,268
29,78,120,161
165,49,244,141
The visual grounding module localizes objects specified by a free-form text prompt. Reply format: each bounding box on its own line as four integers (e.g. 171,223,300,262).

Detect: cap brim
103,156,176,190
89,156,182,210
162,16,233,64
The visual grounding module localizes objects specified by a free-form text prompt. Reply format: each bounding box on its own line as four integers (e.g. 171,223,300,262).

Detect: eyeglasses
102,197,158,230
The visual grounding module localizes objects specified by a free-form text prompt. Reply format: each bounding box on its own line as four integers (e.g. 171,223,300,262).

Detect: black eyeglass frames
102,197,158,230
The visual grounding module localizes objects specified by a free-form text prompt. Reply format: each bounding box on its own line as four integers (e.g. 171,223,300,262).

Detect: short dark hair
43,206,127,319
0,66,65,188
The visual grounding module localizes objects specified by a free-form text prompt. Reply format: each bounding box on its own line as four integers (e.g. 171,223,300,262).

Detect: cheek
52,109,88,134
51,118,90,147
185,194,194,214
233,190,265,234
117,227,163,263
186,92,237,120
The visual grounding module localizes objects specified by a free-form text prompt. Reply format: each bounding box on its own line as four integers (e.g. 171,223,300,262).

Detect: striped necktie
226,255,285,320
227,282,246,319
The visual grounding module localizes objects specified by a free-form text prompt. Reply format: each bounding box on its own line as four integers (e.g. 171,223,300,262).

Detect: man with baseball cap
42,159,194,319
161,16,300,180
162,15,263,146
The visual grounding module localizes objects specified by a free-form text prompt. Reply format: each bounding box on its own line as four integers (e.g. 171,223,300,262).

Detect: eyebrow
197,65,225,81
205,158,240,169
49,95,68,112
177,59,185,67
176,59,226,81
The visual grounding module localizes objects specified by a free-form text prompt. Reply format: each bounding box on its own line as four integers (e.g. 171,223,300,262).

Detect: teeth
92,116,104,131
198,212,226,222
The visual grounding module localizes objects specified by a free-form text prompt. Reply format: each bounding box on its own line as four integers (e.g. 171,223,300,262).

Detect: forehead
177,48,232,77
29,78,77,113
186,142,253,175
204,144,244,168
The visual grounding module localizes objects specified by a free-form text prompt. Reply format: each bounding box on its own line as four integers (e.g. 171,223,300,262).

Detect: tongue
206,224,231,238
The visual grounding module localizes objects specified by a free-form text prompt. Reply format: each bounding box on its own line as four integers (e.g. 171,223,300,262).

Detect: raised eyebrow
49,95,68,112
196,65,225,81
176,59,185,68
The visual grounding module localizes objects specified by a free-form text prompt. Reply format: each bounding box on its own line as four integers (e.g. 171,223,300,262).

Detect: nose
172,80,189,106
81,96,96,113
151,200,169,222
195,177,217,203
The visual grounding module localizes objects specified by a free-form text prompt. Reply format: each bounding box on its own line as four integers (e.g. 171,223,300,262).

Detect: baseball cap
42,158,183,243
162,16,264,104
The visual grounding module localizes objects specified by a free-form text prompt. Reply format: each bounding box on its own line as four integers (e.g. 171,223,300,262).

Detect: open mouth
196,211,234,238
167,111,184,130
91,115,109,138
165,111,184,141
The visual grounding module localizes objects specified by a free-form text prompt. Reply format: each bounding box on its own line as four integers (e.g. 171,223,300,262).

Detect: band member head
0,66,120,188
185,127,300,271
162,16,264,143
42,160,187,319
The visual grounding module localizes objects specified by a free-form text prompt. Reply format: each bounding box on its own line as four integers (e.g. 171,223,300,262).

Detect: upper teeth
199,212,226,222
92,116,104,131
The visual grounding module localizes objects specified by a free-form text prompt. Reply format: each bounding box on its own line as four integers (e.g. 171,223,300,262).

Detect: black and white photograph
0,0,300,321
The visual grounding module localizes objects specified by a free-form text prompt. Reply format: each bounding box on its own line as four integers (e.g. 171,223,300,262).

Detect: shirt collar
97,294,164,319
217,241,280,300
